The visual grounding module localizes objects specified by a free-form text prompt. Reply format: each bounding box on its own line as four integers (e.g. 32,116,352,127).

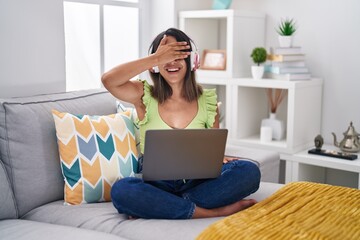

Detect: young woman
102,28,261,219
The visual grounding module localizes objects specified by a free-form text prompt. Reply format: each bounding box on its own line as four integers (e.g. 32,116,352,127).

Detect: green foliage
251,47,267,66
277,18,297,36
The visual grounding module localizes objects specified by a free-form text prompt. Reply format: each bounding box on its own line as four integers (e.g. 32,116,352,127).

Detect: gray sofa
0,89,283,240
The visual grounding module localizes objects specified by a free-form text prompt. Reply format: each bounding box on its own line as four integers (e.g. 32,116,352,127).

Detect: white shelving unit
179,10,323,156
179,10,265,78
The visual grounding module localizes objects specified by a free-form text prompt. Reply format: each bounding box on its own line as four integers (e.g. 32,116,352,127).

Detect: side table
281,144,360,189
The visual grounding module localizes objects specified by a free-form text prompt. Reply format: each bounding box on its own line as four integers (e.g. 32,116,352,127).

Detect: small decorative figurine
332,122,360,153
314,134,324,151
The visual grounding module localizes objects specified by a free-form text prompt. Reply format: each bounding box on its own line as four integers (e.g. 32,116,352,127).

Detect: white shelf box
227,78,323,154
179,10,265,78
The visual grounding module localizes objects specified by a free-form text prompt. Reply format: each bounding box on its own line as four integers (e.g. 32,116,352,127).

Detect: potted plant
276,18,297,48
250,47,267,79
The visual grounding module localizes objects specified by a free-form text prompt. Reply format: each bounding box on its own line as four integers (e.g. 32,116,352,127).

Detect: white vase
261,113,285,140
278,35,293,48
251,65,264,80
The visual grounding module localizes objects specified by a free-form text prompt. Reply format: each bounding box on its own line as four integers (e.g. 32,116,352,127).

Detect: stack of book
265,47,311,81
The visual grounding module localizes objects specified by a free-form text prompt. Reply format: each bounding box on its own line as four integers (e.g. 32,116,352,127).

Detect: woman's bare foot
192,199,257,219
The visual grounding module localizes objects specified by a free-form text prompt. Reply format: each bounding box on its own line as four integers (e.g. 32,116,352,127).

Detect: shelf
179,9,265,78
196,76,323,88
281,145,360,173
228,137,312,155
179,9,265,19
229,135,287,148
281,144,360,188
196,75,227,85
230,78,323,89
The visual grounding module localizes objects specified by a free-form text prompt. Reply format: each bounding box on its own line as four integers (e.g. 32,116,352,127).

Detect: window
63,0,141,91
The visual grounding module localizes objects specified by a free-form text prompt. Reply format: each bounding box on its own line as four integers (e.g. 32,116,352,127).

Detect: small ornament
314,134,324,151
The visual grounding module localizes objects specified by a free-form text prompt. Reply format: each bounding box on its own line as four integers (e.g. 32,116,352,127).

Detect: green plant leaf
277,18,297,36
251,47,267,65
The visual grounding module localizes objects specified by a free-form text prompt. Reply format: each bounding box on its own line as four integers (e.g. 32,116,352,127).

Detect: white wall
0,0,66,98
149,0,214,41
149,0,176,40
0,0,158,97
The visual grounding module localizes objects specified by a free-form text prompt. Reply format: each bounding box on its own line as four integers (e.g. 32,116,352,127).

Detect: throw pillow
52,110,138,205
116,101,141,155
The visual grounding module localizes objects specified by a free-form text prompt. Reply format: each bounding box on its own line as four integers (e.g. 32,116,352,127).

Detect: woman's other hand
223,156,239,164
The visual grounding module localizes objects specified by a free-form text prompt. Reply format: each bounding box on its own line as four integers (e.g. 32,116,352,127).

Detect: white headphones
152,41,200,73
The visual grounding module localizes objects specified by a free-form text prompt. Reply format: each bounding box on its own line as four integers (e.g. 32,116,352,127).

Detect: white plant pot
261,113,285,140
278,35,293,48
251,66,264,80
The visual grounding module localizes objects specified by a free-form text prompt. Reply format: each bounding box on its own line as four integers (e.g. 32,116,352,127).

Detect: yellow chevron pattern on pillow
52,110,138,205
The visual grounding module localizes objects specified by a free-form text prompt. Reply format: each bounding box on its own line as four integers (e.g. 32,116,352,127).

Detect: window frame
63,0,147,89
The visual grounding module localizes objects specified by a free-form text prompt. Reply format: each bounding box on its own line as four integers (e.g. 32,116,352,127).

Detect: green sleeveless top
136,80,218,154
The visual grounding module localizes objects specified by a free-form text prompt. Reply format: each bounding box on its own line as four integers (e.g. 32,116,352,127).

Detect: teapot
331,122,360,153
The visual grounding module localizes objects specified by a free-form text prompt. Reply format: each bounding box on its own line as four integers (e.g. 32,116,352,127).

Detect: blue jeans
111,160,261,219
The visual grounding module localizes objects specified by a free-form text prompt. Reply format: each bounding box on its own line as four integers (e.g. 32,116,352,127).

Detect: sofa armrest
225,145,280,183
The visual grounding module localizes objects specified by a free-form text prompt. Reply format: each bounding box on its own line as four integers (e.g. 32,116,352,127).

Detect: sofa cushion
111,182,283,240
22,182,283,240
0,89,117,217
0,160,17,220
52,110,138,205
0,219,126,240
22,201,128,232
225,144,280,183
22,200,220,240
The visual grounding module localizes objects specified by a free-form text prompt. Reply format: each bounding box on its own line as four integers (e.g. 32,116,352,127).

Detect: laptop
141,128,228,181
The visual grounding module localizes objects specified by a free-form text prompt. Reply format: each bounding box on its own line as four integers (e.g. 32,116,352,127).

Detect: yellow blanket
197,182,360,240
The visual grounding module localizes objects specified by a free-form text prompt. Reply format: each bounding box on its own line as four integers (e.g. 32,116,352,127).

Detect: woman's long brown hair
148,28,202,103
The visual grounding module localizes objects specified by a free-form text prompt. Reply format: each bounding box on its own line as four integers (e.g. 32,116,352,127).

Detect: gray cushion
247,181,283,201
0,219,126,240
0,89,117,217
110,182,284,240
23,200,220,240
225,145,280,183
0,160,17,219
112,217,222,240
23,182,283,240
22,201,128,232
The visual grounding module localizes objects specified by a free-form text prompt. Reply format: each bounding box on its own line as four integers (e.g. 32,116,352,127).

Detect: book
269,61,306,68
267,54,306,62
271,47,302,55
265,72,311,81
265,65,309,74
